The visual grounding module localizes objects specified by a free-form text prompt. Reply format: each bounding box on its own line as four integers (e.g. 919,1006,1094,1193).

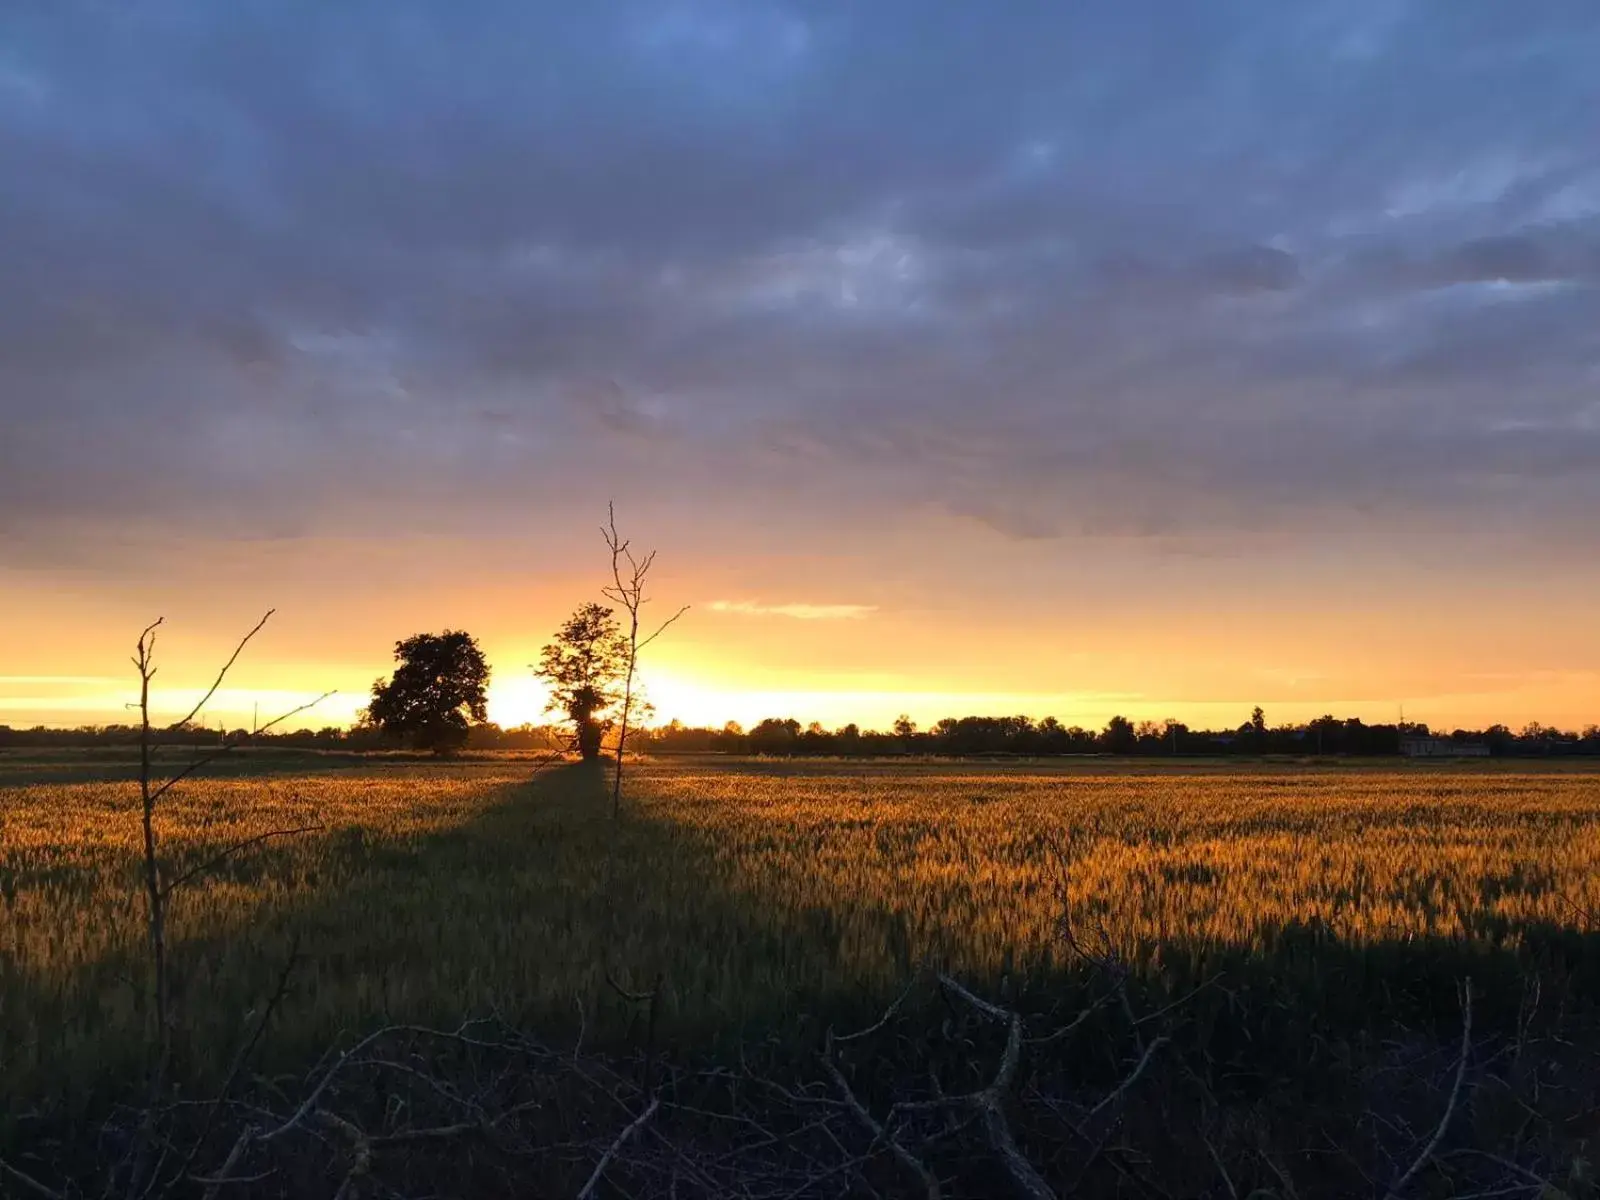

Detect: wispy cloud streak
709,601,876,620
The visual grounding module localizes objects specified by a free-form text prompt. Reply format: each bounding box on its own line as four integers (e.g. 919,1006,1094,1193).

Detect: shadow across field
9,760,1600,1130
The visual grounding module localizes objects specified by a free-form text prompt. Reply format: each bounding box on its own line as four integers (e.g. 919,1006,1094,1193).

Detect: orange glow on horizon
3,537,1600,736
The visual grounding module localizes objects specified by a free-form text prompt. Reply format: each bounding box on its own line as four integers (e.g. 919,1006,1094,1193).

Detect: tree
750,717,802,755
1308,713,1341,755
1102,715,1136,754
601,506,687,814
1134,719,1165,752
365,630,489,755
536,603,628,761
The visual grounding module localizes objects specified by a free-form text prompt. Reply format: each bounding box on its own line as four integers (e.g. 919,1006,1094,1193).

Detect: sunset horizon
7,2,1599,738
8,7,1600,1192
4,564,1596,735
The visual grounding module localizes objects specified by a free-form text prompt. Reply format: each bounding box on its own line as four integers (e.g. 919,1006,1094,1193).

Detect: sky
3,1,1600,734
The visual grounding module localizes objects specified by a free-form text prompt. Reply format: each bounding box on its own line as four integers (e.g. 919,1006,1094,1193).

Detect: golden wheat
3,755,1599,1110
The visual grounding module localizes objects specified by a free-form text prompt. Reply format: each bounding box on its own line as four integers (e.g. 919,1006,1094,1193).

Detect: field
7,749,1600,1125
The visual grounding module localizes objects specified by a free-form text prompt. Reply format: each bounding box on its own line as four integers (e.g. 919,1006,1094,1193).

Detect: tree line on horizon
635,710,1600,758
10,707,1600,758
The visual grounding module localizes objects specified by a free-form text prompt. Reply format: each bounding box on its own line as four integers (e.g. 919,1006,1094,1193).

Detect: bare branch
136,617,165,661
1083,1037,1169,1123
1202,1130,1239,1200
916,977,1055,1200
1024,993,1112,1046
607,973,658,1004
257,1026,400,1144
320,1109,372,1200
820,1056,941,1200
165,609,276,731
831,973,921,1045
576,1096,661,1200
149,692,335,805
1258,1151,1303,1200
171,944,300,1191
197,1130,257,1200
636,604,690,652
258,1020,512,1147
975,1098,1056,1200
1441,1150,1552,1191
599,504,686,831
161,825,325,898
0,1157,65,1200
936,973,1013,1025
1130,975,1221,1027
1384,978,1473,1199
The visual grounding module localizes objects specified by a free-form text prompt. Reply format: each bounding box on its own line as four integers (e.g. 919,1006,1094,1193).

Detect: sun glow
485,670,729,730
485,677,555,728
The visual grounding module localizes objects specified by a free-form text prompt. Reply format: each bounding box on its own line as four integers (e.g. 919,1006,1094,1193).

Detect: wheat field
4,752,1600,1115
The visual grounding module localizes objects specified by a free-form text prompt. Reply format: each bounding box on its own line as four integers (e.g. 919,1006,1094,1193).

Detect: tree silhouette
1102,714,1136,754
749,717,802,755
365,631,489,756
536,603,628,761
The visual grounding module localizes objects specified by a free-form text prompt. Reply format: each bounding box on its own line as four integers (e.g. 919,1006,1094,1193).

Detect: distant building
1401,736,1490,758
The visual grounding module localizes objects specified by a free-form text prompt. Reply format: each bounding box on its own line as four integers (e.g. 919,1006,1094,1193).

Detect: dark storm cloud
3,0,1600,551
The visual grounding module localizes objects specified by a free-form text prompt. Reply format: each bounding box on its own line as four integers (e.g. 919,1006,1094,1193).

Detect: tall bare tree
124,612,329,1199
601,504,687,820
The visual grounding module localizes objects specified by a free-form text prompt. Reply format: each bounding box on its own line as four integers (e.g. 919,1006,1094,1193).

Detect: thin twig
257,1027,399,1144
162,826,324,898
162,825,324,902
1259,1151,1302,1200
1441,1149,1553,1191
576,1096,661,1200
820,1056,941,1200
635,605,690,652
197,1129,256,1200
917,977,1056,1200
936,973,1012,1024
832,973,922,1044
607,974,658,1005
1384,978,1473,1199
1084,1037,1170,1123
171,943,300,1189
165,610,276,731
1201,1130,1239,1200
149,693,334,805
1025,992,1113,1046
0,1158,65,1200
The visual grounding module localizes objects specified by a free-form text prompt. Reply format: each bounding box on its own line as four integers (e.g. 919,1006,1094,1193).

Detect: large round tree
535,603,627,761
365,630,490,756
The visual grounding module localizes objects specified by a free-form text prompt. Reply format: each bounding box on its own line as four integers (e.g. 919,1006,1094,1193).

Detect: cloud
709,601,877,620
2,1,1599,558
